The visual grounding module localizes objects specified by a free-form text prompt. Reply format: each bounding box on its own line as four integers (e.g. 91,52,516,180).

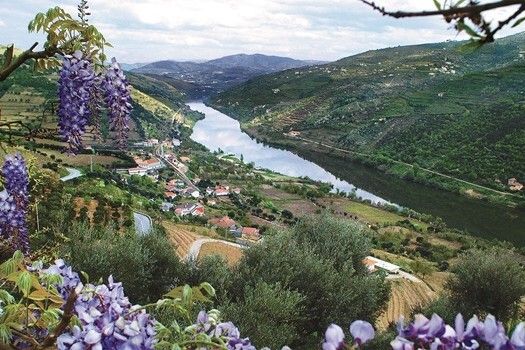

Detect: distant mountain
212,32,525,192
205,53,323,72
120,62,150,71
132,54,323,98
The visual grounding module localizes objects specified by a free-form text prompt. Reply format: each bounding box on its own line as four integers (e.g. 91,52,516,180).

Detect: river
188,102,525,245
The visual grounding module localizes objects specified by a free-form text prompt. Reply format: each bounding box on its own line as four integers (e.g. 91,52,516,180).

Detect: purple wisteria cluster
323,313,525,350
104,58,133,148
41,259,156,349
195,310,257,350
58,51,96,152
58,52,132,151
0,153,30,253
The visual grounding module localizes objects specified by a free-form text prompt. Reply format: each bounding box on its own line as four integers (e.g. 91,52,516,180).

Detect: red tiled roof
209,216,236,229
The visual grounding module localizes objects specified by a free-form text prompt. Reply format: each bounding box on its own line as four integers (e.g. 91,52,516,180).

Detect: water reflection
189,102,389,204
188,102,525,245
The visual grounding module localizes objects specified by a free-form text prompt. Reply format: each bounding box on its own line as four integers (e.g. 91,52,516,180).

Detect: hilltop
132,53,324,97
212,33,525,201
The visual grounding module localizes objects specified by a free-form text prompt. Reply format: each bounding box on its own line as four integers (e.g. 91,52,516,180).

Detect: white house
128,167,148,176
363,256,400,274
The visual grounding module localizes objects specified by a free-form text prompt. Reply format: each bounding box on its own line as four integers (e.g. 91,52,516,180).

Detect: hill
132,53,323,97
212,33,525,198
0,48,201,145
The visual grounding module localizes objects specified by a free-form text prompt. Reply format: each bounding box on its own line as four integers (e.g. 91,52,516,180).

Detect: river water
188,102,525,245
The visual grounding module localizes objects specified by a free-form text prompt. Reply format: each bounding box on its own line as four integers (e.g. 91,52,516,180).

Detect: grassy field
198,241,244,266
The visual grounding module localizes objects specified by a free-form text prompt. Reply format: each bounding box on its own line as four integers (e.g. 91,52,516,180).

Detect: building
508,178,524,191
128,167,148,176
133,156,164,171
160,202,174,212
363,256,400,274
174,203,204,217
232,188,241,195
164,192,177,200
214,185,230,197
241,227,261,241
208,216,239,234
184,188,201,199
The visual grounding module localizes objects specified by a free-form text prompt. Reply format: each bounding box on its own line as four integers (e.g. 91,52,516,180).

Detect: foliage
228,215,389,347
222,282,305,349
445,247,525,321
60,223,189,304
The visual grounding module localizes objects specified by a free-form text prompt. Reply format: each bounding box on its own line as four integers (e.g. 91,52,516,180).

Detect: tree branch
36,289,77,349
485,4,525,41
359,0,525,19
0,42,58,82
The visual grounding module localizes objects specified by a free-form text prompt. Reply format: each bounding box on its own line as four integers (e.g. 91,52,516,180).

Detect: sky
1,0,523,63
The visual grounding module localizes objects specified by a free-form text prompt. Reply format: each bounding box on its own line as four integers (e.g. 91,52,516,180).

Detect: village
119,138,263,244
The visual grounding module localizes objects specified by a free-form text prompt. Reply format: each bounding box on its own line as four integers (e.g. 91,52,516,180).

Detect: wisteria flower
350,320,375,345
323,324,345,350
104,57,132,148
58,51,96,152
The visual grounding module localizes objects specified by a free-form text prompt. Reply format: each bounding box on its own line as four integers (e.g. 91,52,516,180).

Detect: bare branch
485,4,525,41
36,289,78,349
359,0,525,19
0,42,58,82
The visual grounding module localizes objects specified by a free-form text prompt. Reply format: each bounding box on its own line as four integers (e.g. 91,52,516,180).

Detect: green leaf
0,290,14,304
456,21,480,38
0,323,12,345
512,16,525,28
199,282,215,298
16,271,32,297
182,285,192,305
432,0,441,10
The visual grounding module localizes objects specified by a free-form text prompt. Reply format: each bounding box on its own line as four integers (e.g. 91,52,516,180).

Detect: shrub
446,247,525,321
61,223,189,304
223,282,305,349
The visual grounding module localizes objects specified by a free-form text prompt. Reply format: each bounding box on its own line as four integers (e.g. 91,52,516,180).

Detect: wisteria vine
323,313,525,350
58,52,132,151
58,51,96,153
0,153,30,253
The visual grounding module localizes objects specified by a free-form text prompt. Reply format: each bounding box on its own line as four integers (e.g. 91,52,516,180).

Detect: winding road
60,167,153,235
133,212,153,236
60,167,83,182
186,238,245,261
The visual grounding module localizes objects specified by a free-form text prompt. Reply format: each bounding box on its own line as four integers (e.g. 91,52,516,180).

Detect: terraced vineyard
163,221,202,258
198,241,244,266
376,279,437,330
213,33,525,194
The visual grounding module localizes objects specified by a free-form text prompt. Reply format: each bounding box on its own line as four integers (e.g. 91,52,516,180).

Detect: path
288,134,520,198
156,149,199,192
60,167,153,235
133,212,153,236
386,270,422,283
186,238,245,261
60,167,83,182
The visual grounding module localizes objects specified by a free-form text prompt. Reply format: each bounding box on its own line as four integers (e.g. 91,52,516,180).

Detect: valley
212,33,525,209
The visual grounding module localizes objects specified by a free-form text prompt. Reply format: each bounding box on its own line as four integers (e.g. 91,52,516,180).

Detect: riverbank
226,114,525,209
193,102,525,243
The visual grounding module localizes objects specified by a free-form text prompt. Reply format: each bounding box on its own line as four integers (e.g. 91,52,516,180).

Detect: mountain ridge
131,53,325,98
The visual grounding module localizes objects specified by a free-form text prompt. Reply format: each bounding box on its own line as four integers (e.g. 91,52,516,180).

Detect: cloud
3,0,524,62
0,20,5,27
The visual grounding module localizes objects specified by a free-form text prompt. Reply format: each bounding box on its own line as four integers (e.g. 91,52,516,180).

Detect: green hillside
0,48,199,143
212,33,525,198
